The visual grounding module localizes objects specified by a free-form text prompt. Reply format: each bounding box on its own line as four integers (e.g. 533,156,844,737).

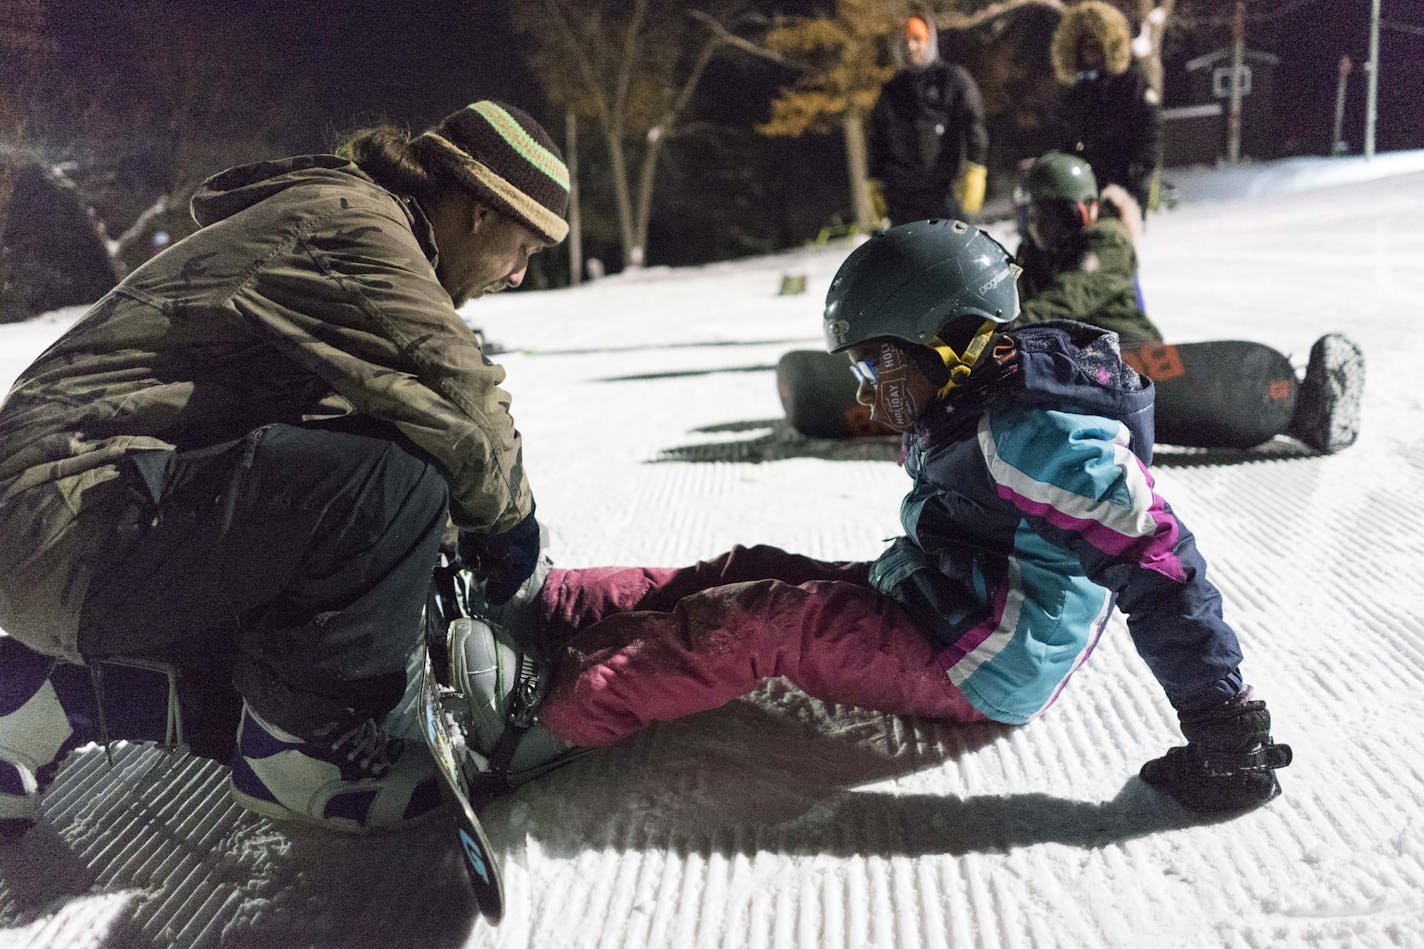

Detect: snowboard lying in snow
776,340,1298,449
1121,340,1297,448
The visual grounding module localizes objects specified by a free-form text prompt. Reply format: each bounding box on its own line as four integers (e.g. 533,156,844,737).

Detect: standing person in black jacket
869,11,989,226
1050,1,1161,215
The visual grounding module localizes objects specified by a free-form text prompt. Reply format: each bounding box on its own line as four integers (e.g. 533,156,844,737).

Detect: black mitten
1140,696,1293,812
457,505,541,606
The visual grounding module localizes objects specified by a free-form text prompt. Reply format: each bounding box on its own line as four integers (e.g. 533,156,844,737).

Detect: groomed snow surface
2,154,1423,948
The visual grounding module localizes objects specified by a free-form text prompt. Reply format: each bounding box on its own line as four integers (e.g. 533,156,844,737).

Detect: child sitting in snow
450,220,1293,813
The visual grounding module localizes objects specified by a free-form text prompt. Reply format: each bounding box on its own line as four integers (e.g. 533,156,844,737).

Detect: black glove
1140,695,1293,812
457,505,541,606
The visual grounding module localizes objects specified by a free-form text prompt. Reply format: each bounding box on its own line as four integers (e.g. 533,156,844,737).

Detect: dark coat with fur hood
1050,1,1162,207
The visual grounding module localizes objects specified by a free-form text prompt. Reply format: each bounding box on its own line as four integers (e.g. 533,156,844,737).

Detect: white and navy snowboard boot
0,637,183,836
0,639,86,836
1289,333,1365,453
447,616,576,799
230,702,444,833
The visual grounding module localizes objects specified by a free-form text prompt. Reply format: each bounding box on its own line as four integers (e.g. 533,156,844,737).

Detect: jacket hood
893,10,940,69
1010,320,1155,460
910,321,1153,462
191,155,379,227
189,154,436,261
1051,1,1133,85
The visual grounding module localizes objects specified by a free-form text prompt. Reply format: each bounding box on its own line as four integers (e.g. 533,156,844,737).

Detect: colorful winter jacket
0,155,531,660
1012,219,1164,344
868,322,1244,723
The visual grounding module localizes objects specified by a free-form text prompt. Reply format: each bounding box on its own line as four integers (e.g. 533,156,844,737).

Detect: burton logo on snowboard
419,651,505,923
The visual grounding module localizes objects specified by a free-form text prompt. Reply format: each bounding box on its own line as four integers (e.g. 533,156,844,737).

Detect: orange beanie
905,16,931,42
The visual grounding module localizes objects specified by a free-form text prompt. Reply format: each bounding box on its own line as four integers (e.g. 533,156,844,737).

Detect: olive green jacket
0,155,531,659
1011,218,1164,345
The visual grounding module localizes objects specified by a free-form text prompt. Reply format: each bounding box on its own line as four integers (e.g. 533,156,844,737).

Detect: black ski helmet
823,219,1020,356
1015,151,1098,206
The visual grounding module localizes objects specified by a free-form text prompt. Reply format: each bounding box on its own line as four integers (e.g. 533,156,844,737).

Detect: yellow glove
953,162,987,216
867,178,888,222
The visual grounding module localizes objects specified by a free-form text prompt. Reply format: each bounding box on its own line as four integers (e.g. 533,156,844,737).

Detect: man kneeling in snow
0,100,567,835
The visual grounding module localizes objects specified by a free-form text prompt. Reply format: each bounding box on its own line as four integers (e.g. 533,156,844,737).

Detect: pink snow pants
536,545,985,747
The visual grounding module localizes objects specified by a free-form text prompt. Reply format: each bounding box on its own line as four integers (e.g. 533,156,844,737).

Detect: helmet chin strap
930,319,999,399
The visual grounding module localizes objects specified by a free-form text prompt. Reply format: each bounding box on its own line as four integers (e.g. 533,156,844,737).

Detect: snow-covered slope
2,155,1423,948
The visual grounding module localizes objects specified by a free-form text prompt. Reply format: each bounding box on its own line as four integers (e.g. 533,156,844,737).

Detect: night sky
43,0,1423,156
42,1,535,146
299,1,536,136
28,0,1422,273
1258,0,1424,155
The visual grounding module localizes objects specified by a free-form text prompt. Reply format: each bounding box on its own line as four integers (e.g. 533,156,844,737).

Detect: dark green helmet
1015,151,1098,205
823,219,1020,354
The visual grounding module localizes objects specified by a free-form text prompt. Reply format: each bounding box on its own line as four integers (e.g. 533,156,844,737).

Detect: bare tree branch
613,0,651,129
688,10,799,68
517,0,758,267
933,0,1066,32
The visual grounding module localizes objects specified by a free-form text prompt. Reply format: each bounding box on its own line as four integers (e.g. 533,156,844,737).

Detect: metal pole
1332,55,1352,154
1365,0,1381,159
1226,2,1245,163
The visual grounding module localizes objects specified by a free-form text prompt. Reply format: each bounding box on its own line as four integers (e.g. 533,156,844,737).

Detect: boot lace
319,719,401,777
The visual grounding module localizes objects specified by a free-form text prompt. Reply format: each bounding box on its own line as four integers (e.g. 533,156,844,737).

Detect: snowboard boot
0,637,184,837
0,639,86,837
426,540,552,679
1288,333,1365,453
447,616,578,800
230,702,444,834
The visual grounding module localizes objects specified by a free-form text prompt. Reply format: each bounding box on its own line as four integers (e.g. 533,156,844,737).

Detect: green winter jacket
1011,218,1163,344
0,155,532,660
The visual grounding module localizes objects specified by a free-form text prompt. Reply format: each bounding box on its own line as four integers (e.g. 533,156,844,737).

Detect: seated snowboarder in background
444,220,1293,816
1009,150,1365,454
0,100,567,836
1010,150,1161,344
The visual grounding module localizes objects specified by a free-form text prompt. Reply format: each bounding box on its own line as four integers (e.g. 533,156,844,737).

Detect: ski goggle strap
929,319,1000,399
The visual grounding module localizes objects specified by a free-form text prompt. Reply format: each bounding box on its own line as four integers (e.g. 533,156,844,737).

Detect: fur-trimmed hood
1050,1,1133,85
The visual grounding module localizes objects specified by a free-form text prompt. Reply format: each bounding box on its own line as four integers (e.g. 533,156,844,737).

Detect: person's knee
305,429,449,535
253,427,450,557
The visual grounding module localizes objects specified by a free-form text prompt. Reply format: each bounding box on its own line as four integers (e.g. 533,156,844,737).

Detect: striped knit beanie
418,101,570,244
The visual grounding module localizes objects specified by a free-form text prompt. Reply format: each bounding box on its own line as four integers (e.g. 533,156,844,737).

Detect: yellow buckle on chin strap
930,319,999,399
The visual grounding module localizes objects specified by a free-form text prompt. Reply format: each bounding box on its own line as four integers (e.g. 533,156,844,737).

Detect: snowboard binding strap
467,648,554,804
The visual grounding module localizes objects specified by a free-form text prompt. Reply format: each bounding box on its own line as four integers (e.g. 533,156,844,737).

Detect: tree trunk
1131,0,1170,96
842,105,876,231
600,122,640,268
632,127,666,268
0,163,21,322
0,163,18,252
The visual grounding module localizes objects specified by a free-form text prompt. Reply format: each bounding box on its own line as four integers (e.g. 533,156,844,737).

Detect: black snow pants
76,422,449,750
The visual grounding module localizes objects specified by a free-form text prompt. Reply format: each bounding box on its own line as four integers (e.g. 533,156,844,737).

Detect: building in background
1162,47,1280,166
